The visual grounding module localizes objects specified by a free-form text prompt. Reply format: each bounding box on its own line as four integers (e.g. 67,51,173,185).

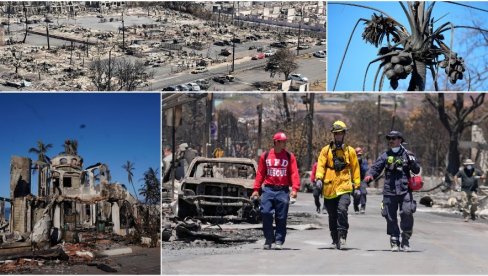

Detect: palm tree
28,140,53,196
139,167,160,205
332,2,488,91
122,161,138,201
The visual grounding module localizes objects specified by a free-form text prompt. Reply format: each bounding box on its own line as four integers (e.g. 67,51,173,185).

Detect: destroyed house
4,143,139,247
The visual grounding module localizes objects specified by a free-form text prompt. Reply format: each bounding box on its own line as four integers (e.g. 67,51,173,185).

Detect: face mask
466,165,473,170
391,147,401,153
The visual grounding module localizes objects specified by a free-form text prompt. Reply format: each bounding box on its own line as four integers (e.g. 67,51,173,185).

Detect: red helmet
273,132,287,141
355,147,363,156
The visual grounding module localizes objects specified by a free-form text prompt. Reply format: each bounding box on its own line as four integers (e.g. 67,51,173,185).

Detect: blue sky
328,1,488,91
0,93,160,200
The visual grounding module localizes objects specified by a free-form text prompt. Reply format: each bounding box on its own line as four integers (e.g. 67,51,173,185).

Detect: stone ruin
1,140,139,248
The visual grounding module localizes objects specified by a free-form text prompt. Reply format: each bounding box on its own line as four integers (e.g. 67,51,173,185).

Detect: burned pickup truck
174,157,260,223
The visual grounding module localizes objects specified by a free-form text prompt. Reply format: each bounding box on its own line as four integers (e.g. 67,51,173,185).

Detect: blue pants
382,193,416,238
260,186,290,245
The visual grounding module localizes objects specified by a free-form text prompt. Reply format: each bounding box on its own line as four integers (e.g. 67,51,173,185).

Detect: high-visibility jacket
315,143,360,199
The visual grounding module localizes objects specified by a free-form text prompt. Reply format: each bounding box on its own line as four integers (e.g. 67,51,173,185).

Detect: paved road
149,45,325,91
162,189,488,274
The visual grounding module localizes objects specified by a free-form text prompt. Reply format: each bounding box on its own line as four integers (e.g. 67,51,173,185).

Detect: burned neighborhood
0,1,325,92
162,93,488,274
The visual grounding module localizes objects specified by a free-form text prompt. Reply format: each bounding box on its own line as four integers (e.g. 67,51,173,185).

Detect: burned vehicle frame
175,157,260,223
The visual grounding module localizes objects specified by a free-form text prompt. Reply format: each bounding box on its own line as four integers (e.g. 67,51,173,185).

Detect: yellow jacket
315,143,360,199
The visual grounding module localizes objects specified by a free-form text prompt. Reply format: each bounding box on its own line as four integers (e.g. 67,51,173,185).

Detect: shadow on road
366,249,423,253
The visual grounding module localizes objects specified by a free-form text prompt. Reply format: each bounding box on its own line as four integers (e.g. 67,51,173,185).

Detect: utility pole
108,47,112,91
375,95,381,188
257,104,263,157
204,93,214,157
297,6,303,56
231,33,235,72
306,93,315,169
122,9,125,51
46,20,50,50
217,5,221,29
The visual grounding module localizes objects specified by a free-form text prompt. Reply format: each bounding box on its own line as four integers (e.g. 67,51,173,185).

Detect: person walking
454,158,485,222
251,132,300,250
352,147,369,214
310,162,322,213
364,130,420,252
315,120,360,249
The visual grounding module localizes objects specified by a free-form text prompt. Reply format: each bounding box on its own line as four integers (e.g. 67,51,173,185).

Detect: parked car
176,84,190,91
319,38,326,45
191,66,208,74
214,41,225,46
270,41,287,48
220,48,231,56
186,83,201,91
225,74,235,82
213,76,229,84
174,157,260,222
313,51,326,58
300,171,314,193
264,50,276,57
297,44,310,50
288,73,309,83
252,52,265,60
162,86,179,91
196,79,210,90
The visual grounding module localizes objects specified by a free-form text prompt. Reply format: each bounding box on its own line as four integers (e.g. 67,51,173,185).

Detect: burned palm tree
332,1,488,91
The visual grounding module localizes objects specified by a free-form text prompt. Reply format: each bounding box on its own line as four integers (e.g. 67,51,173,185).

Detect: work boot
471,214,476,221
263,243,272,250
322,207,328,214
331,231,339,249
275,243,283,250
316,207,321,213
390,236,400,252
464,217,469,222
400,232,410,252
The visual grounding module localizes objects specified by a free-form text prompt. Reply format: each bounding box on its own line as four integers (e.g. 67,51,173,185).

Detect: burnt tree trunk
408,59,426,91
282,93,291,124
22,3,28,43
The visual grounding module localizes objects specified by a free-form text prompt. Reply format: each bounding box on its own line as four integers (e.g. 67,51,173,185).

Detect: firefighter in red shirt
251,132,300,250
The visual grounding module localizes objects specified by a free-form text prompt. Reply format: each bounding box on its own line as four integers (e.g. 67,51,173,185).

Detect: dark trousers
325,193,351,241
260,186,290,245
353,183,367,212
382,193,415,239
312,187,321,210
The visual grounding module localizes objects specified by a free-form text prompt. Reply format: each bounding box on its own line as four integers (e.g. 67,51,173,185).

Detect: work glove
315,180,323,190
353,189,361,197
364,175,374,183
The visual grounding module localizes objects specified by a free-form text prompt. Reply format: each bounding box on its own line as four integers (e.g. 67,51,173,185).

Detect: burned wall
9,156,32,233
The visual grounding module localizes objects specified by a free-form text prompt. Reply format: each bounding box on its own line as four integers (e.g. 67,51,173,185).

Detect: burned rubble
0,140,160,273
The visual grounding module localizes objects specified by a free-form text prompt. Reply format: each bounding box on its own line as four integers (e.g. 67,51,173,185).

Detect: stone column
111,202,120,235
53,204,61,229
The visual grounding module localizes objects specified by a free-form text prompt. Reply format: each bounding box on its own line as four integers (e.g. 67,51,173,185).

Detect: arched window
60,158,67,165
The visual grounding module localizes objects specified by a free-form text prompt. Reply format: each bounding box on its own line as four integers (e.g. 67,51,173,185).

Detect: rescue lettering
267,168,288,177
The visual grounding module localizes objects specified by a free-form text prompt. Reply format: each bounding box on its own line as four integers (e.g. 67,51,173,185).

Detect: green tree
122,161,138,201
139,167,160,205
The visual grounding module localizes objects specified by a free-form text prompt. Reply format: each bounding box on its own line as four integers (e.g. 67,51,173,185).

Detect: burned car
175,157,260,223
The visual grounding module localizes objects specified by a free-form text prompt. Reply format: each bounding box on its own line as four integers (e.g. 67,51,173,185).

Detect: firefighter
251,132,300,250
352,147,369,214
454,159,485,222
315,120,360,250
364,130,420,252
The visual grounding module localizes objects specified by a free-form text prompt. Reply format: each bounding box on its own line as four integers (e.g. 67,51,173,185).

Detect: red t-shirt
254,148,300,192
310,162,317,182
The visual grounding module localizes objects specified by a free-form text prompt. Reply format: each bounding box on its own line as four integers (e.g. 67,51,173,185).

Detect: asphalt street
150,45,325,91
162,189,488,274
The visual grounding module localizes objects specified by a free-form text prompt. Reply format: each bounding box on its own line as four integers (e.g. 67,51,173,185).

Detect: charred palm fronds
332,1,488,91
362,13,406,47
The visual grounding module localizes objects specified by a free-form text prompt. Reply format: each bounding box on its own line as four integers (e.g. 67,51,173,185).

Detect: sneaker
316,207,321,213
339,238,346,250
464,217,469,222
360,208,365,214
263,244,272,250
390,237,400,252
401,239,410,252
275,244,283,250
322,208,328,214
